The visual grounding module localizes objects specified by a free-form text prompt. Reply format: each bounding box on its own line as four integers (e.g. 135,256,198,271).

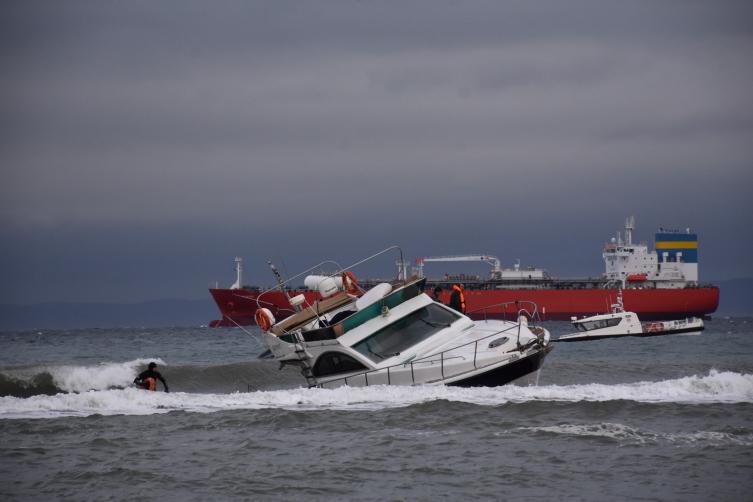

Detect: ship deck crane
414,255,501,278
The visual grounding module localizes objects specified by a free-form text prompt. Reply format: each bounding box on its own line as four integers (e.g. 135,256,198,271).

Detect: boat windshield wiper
419,317,451,328
367,348,385,360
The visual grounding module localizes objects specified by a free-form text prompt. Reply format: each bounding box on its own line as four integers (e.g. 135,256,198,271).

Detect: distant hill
0,299,220,331
1,279,750,331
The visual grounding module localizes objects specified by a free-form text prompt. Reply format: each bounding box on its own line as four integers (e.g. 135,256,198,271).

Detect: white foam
515,423,753,446
1,369,751,420
2,358,166,393
61,358,171,392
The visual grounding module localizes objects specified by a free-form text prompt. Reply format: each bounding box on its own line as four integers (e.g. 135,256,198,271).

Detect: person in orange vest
449,284,466,314
134,362,169,392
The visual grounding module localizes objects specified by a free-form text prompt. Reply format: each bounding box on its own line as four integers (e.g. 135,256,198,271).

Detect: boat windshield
352,304,460,363
576,317,622,332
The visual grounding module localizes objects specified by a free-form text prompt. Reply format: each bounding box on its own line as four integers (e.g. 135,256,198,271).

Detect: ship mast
230,256,242,290
397,258,410,281
624,215,635,247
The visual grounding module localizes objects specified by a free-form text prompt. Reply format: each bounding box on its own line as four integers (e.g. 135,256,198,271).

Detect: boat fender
655,322,664,331
355,283,393,311
342,271,359,294
255,308,276,332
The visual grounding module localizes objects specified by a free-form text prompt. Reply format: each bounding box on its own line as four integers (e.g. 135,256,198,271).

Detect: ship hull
209,287,719,326
207,288,299,327
461,288,719,322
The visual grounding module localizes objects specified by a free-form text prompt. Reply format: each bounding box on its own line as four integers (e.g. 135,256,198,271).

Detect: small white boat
556,290,704,342
253,247,554,388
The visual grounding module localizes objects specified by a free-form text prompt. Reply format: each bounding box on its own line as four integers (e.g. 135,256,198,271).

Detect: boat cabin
574,316,623,333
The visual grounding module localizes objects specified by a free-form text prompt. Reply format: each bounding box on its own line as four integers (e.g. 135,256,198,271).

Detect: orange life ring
255,309,273,332
655,322,664,332
342,271,359,294
644,323,655,332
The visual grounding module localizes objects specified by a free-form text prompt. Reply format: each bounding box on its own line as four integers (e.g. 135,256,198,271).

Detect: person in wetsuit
134,362,169,392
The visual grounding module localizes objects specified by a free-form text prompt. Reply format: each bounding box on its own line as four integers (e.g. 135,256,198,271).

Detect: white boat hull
316,344,553,389
556,319,704,342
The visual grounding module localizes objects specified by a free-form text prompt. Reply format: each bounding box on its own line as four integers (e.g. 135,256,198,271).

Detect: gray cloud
1,1,752,303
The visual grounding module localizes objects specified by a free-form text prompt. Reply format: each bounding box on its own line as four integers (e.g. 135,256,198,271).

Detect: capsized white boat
253,247,554,388
555,290,704,343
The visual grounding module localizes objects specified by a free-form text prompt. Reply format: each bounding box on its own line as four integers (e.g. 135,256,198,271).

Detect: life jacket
141,377,156,391
453,285,466,313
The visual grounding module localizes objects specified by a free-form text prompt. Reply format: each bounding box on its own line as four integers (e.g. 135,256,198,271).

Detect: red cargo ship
208,217,719,327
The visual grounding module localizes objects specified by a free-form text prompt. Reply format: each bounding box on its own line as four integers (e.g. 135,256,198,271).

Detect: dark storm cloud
0,1,752,303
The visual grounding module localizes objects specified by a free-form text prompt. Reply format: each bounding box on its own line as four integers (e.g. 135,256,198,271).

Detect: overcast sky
1,1,752,304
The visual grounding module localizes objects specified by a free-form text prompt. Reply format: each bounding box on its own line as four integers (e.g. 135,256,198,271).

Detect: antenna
277,248,291,282
269,262,293,303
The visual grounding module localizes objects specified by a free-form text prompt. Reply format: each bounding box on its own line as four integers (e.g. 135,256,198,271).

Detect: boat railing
467,300,542,326
318,308,544,389
466,300,541,351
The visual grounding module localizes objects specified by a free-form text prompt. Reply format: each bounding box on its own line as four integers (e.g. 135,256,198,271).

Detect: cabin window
576,317,622,332
313,352,368,377
352,304,460,363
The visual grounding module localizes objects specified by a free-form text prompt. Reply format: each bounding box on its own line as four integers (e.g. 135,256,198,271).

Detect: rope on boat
222,315,266,345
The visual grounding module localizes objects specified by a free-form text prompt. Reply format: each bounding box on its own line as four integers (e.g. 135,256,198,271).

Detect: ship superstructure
603,216,698,289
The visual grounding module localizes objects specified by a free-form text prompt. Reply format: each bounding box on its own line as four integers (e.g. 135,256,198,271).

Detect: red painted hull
208,287,719,326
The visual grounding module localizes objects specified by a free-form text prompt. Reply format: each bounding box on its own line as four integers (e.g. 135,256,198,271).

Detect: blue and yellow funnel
655,233,697,263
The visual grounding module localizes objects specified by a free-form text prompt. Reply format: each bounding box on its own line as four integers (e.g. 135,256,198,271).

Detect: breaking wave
1,368,751,420
0,358,166,397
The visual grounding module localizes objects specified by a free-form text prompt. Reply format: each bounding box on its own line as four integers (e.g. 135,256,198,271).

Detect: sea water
1,319,752,501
